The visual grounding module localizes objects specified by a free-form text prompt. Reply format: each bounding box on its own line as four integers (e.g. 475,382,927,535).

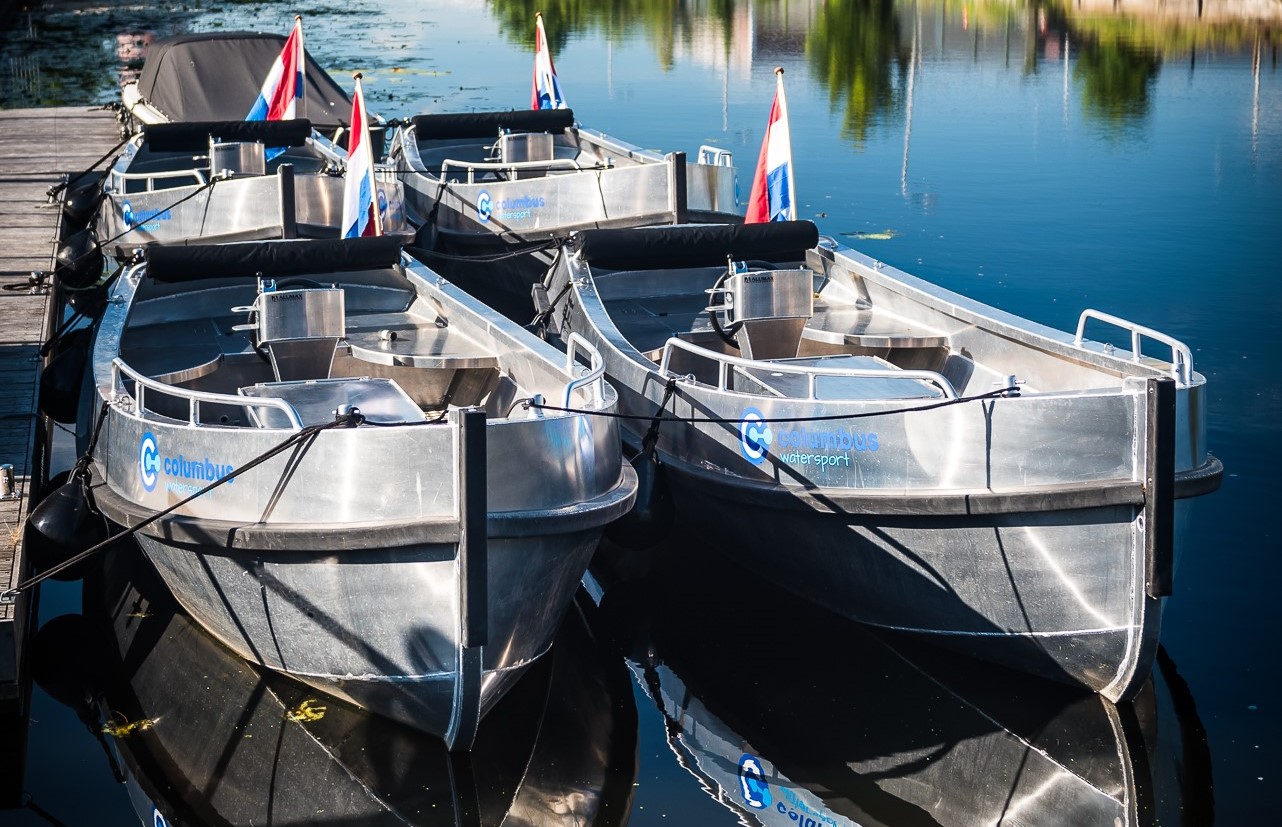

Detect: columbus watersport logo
138,432,159,492
476,189,546,224
138,431,236,494
739,408,772,464
739,408,880,468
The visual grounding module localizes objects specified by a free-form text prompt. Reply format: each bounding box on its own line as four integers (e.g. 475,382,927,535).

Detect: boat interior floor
121,308,518,426
120,146,329,193
605,292,978,398
415,138,612,184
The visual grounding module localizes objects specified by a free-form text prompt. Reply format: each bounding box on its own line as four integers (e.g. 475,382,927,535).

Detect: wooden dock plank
0,107,118,691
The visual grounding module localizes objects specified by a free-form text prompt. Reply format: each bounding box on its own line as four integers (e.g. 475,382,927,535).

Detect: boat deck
0,105,120,802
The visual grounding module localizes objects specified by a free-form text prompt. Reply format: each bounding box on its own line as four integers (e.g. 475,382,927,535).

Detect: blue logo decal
377,188,388,215
153,808,171,827
477,190,492,223
122,200,134,229
139,432,159,492
738,753,772,809
739,408,772,465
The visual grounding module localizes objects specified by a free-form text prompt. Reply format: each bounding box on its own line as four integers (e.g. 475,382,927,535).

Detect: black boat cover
142,120,314,153
411,109,575,140
135,32,351,127
146,237,404,282
572,221,820,270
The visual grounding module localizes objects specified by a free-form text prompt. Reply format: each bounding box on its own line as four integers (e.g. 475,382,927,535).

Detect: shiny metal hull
545,224,1221,701
391,120,738,308
96,136,412,259
84,239,636,743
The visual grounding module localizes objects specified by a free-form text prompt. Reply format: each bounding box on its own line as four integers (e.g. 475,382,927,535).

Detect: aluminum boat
541,220,1223,702
80,235,636,748
389,109,738,312
94,32,410,258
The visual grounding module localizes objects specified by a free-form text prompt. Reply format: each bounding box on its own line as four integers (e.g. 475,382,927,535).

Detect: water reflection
481,0,1276,137
3,0,1275,133
588,544,1214,826
32,546,637,826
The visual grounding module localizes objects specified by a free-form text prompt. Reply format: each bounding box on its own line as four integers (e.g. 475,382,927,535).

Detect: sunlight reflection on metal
1023,526,1119,628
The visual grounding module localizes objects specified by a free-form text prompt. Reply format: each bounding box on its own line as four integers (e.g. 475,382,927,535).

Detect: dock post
446,406,487,752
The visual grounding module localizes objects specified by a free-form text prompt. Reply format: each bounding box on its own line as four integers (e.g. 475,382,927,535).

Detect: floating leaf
286,699,328,723
102,714,158,738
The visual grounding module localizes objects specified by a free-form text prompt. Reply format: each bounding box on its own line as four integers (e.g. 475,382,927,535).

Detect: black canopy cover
572,221,820,271
135,32,352,127
146,237,404,282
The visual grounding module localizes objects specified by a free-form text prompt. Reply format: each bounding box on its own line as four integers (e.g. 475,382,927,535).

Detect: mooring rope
523,384,1019,426
0,410,365,603
44,134,131,202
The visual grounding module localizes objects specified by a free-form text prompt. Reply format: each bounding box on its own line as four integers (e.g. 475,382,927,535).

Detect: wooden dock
0,106,119,804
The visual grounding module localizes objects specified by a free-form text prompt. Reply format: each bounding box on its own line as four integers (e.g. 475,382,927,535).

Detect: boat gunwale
89,463,638,550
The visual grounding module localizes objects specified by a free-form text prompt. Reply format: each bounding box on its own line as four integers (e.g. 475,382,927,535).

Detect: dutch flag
531,13,567,111
745,68,796,224
247,16,305,122
341,74,382,239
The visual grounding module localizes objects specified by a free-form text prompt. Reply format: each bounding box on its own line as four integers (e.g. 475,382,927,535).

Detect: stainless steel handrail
111,166,209,192
562,333,607,408
442,157,586,184
659,336,959,399
697,145,734,167
112,358,304,430
1074,308,1193,385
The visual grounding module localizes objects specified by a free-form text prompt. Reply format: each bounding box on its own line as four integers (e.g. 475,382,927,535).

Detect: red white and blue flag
341,74,382,238
531,13,567,110
745,68,796,224
247,16,305,121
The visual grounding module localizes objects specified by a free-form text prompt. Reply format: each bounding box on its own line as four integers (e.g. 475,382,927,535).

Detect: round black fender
38,327,93,424
26,470,108,581
60,171,107,227
54,227,105,290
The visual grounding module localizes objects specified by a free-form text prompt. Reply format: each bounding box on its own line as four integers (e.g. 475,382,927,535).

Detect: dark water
3,1,1279,824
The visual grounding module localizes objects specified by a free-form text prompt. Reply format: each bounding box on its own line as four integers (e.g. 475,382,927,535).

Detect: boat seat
343,313,499,370
803,303,950,350
734,354,945,401
338,312,501,411
239,377,425,428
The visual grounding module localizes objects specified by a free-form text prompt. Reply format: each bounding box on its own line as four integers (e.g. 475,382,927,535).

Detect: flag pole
354,72,383,236
775,67,795,221
296,15,305,121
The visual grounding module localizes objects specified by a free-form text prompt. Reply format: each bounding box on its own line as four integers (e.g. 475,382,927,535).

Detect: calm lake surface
2,1,1279,824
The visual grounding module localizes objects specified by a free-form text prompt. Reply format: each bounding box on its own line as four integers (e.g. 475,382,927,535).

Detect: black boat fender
38,326,93,424
54,227,105,290
59,171,107,227
26,468,108,582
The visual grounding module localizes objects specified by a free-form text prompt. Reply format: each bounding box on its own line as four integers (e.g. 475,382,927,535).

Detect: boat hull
97,160,412,259
662,462,1172,699
542,223,1222,701
92,470,635,738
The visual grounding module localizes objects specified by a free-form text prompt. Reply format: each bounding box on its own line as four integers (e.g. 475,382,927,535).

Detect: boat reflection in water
33,545,638,826
589,545,1212,827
